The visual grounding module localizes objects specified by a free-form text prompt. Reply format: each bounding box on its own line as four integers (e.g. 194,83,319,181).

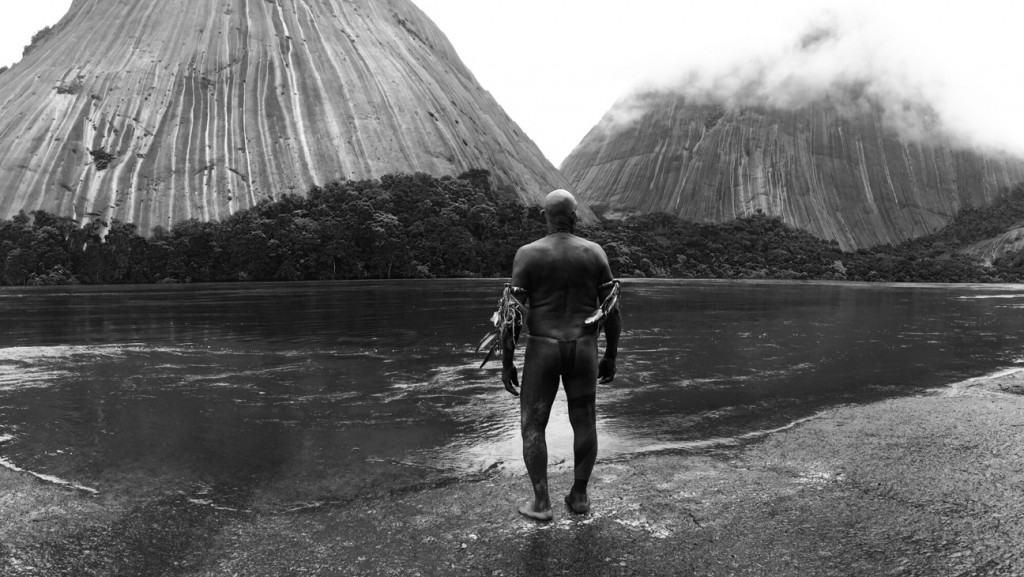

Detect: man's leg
563,334,599,514
519,336,560,521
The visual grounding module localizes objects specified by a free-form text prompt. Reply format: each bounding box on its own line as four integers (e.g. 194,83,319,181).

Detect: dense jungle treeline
2,170,1024,286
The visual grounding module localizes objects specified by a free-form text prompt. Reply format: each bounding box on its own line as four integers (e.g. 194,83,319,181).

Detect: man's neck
546,225,573,236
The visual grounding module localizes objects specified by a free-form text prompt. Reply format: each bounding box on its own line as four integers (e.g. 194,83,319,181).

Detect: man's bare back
512,233,611,341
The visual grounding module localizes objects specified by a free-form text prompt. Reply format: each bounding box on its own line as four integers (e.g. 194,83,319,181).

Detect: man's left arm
595,249,620,384
598,307,620,384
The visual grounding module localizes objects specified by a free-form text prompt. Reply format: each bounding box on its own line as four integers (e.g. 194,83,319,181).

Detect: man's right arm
502,247,530,396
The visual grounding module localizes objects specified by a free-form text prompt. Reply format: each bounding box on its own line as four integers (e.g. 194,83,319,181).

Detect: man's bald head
543,189,578,230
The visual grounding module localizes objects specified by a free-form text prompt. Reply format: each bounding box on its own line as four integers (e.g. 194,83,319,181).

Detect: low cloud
601,1,1024,156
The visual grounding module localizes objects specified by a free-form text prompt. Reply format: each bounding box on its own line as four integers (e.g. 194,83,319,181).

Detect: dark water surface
2,279,1024,506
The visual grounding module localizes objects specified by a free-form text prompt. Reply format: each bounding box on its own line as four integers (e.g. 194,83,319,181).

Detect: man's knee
521,425,544,446
521,411,547,434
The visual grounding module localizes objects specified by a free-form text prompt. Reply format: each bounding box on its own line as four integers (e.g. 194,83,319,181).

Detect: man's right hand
502,364,520,396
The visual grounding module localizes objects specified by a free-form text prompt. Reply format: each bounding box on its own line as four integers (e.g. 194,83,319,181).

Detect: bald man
502,189,621,521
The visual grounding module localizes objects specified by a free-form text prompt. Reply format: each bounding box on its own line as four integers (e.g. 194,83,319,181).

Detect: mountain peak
563,90,1024,250
0,0,578,232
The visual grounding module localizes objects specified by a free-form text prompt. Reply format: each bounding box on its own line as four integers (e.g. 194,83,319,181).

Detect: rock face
0,0,577,232
959,228,1024,266
562,91,1024,250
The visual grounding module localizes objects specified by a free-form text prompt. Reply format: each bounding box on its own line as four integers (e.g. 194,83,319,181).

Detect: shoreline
4,370,1024,575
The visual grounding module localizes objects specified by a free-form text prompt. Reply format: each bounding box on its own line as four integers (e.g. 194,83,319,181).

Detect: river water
2,279,1024,508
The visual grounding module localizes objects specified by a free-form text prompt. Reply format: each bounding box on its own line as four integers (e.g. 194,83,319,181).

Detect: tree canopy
1,171,1023,285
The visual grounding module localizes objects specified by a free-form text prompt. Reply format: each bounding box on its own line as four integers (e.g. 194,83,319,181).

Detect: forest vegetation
2,170,1024,286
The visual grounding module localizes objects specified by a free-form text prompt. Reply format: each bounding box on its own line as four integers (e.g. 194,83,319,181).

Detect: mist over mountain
0,0,577,233
563,17,1024,250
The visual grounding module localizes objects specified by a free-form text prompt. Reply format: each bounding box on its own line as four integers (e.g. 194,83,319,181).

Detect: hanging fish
584,279,621,329
475,329,499,355
477,283,525,368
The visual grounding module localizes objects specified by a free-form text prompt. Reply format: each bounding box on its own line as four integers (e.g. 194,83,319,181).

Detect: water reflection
2,280,1024,505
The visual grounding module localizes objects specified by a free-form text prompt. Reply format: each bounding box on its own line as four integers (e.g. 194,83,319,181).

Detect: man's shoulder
513,241,545,268
578,236,606,252
515,240,543,255
572,236,609,258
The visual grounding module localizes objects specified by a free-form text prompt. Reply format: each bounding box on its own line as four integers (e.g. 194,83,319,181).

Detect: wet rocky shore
4,371,1024,576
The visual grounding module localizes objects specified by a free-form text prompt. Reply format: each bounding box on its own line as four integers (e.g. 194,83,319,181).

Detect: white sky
3,1,1023,166
0,3,72,65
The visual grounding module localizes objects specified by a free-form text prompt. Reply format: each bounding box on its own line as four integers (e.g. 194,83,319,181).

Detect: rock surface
0,0,577,233
562,91,1024,250
959,226,1024,265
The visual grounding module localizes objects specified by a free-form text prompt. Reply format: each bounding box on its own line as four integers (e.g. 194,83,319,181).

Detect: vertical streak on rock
183,71,197,222
237,0,255,208
292,0,329,175
332,8,374,176
126,64,153,225
198,6,215,223
235,12,250,207
253,39,269,198
277,0,313,183
295,4,343,178
167,67,183,228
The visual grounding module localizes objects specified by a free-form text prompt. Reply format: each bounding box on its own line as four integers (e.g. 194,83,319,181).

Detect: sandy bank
3,371,1024,576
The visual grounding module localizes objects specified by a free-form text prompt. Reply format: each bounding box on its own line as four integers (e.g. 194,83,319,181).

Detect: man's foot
564,491,590,514
518,500,553,521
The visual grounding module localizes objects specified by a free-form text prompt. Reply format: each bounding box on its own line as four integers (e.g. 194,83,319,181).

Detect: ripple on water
0,365,74,391
958,294,1024,299
0,456,99,494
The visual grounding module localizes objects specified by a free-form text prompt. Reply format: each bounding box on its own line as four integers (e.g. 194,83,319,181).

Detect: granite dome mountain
562,90,1024,250
0,0,577,232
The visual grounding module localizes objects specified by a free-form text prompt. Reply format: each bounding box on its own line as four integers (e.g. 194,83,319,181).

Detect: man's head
542,189,577,231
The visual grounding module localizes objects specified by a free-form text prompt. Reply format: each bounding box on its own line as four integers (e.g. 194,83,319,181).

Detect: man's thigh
563,334,598,408
521,336,562,424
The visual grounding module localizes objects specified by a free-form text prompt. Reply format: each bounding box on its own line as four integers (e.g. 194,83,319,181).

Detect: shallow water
2,279,1023,505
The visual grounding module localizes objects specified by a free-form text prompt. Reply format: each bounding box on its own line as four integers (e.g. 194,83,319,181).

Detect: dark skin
502,189,621,521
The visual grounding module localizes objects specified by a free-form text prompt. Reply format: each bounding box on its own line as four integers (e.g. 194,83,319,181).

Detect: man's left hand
598,357,616,384
502,364,520,396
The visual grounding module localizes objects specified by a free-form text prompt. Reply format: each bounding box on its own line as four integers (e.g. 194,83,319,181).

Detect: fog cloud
604,0,1024,156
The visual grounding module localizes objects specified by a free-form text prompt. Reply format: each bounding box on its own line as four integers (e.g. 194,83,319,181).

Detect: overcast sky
3,1,1023,166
